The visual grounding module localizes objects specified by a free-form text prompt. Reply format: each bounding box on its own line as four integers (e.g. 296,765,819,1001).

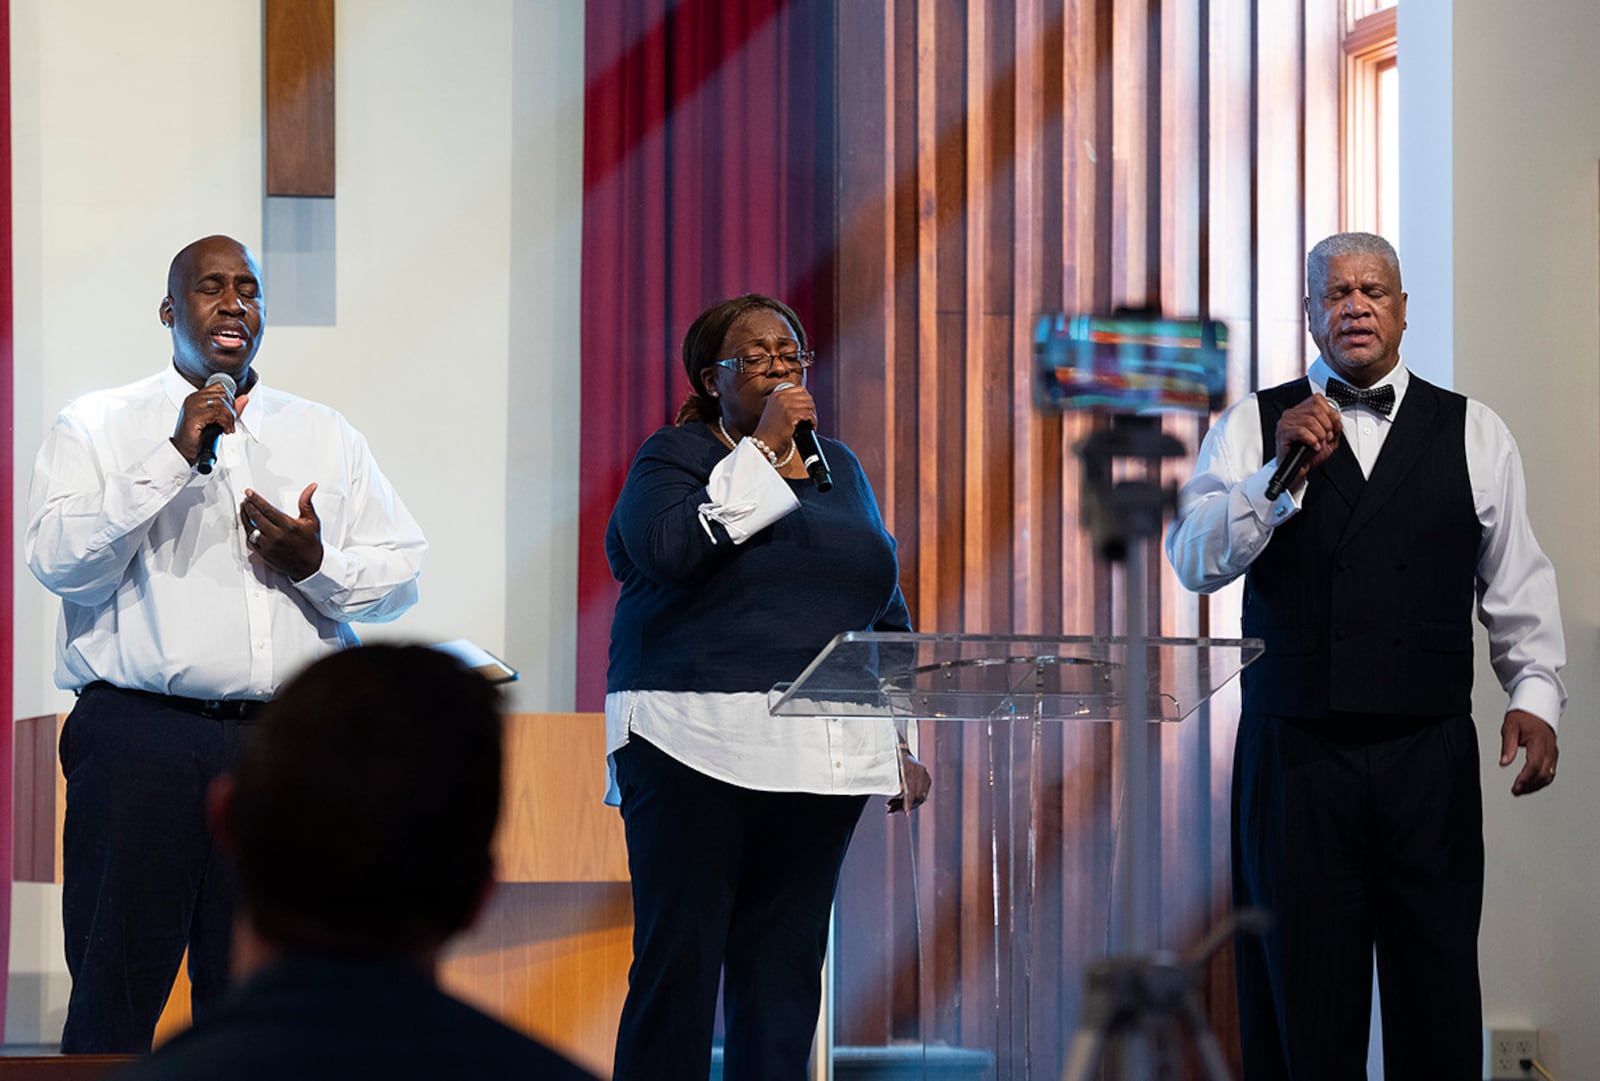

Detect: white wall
7,0,584,1043
1397,0,1452,390
1405,1,1600,1074
506,0,585,715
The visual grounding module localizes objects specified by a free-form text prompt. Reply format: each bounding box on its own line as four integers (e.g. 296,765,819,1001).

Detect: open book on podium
770,630,1262,1081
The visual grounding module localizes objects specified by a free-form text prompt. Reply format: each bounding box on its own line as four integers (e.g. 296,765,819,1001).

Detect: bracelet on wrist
750,435,799,468
748,436,780,466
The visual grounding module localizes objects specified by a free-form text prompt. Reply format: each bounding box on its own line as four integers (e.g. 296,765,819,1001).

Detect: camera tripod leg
1183,988,1235,1081
1060,1024,1106,1081
1058,950,1246,1081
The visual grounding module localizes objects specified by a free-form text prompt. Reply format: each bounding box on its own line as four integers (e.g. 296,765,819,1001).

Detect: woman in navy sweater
605,294,929,1081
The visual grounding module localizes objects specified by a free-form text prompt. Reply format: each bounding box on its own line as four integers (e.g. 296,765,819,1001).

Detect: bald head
167,235,256,296
161,235,266,389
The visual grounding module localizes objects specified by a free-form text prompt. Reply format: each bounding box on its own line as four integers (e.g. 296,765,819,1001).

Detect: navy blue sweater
606,424,909,694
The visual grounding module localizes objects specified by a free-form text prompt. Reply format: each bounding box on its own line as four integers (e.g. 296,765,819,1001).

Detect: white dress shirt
604,437,903,804
26,366,427,700
1165,357,1566,728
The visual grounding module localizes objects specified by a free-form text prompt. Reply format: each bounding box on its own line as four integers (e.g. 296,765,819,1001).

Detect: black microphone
1263,444,1309,501
1263,399,1338,500
774,382,832,491
195,372,237,476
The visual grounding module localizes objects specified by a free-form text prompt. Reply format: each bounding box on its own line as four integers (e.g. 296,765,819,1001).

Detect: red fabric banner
1,0,18,1033
575,0,837,708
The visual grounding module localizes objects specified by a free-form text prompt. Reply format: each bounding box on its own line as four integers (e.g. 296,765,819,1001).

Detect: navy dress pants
1232,711,1484,1080
59,684,250,1053
611,737,868,1081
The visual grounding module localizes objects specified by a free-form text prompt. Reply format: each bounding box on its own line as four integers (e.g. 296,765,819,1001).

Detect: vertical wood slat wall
831,0,1339,1071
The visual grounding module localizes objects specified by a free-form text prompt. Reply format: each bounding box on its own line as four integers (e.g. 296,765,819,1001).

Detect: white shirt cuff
1507,676,1564,733
1243,460,1300,526
697,438,800,544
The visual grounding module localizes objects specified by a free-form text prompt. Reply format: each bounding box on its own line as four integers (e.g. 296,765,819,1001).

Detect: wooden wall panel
1157,0,1217,1002
264,0,335,197
1210,0,1259,402
1112,0,1150,307
1008,2,1050,637
13,714,64,885
1255,0,1307,389
441,882,633,1078
1162,0,1202,319
495,714,628,883
832,0,1344,1074
1304,0,1344,258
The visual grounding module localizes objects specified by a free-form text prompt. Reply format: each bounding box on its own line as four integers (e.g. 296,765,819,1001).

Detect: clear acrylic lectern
773,631,1262,1081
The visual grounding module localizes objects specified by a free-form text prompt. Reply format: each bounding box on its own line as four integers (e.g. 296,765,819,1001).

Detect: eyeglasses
713,350,816,377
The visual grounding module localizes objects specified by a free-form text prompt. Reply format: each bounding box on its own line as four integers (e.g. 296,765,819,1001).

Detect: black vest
1241,376,1482,717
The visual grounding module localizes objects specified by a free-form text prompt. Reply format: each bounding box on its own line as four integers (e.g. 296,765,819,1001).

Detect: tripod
1061,912,1268,1080
1060,418,1258,1081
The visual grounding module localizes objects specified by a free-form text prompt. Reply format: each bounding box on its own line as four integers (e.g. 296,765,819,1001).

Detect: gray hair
1307,232,1401,294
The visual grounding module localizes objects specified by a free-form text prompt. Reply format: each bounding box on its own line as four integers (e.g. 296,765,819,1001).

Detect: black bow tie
1325,379,1395,416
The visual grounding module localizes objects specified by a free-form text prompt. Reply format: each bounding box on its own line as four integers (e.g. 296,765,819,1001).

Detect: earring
709,390,719,397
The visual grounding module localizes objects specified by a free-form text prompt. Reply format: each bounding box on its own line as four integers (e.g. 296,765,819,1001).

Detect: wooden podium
13,712,632,1077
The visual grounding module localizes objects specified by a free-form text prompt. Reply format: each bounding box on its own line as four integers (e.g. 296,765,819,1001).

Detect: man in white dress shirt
1165,232,1564,1079
25,235,427,1053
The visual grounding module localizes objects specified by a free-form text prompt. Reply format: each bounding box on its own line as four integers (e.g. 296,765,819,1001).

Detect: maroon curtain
1,0,17,1032
576,0,837,709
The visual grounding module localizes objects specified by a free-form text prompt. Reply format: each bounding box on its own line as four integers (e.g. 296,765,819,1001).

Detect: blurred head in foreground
213,643,503,970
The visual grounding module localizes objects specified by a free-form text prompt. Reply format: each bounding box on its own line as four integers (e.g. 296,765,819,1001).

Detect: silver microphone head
773,381,796,393
205,372,237,400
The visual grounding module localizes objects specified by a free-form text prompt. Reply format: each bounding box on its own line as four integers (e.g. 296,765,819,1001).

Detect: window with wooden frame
1343,1,1399,244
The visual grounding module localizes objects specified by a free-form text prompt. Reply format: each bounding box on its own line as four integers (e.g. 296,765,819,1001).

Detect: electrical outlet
1484,1027,1540,1080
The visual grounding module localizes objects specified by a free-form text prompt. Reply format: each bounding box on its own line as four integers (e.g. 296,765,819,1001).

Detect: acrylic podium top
767,631,1262,723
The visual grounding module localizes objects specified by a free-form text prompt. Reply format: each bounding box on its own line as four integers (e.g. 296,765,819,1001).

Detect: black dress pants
611,737,868,1081
59,685,249,1053
1232,711,1484,1080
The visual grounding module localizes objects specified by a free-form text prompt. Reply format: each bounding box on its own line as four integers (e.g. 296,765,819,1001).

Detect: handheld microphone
1263,398,1338,501
1263,445,1309,501
195,372,237,476
774,382,832,492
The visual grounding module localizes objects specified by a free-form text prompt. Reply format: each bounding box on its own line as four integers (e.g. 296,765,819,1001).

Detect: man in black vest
1166,232,1565,1079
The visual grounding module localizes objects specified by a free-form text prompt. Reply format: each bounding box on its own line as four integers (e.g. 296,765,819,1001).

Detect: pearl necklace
718,417,795,467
